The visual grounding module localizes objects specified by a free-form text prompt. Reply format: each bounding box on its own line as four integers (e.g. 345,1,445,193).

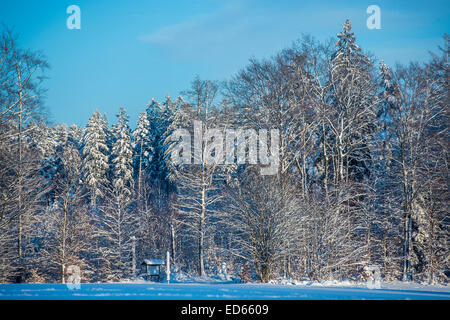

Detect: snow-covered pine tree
162,95,190,182
147,96,177,192
329,19,377,185
133,110,152,205
82,110,109,208
110,107,133,201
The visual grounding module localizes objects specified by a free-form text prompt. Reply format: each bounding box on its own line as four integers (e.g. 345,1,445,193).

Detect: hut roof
141,259,163,265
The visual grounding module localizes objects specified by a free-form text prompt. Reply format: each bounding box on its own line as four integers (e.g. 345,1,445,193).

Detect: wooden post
131,236,136,279
166,251,171,283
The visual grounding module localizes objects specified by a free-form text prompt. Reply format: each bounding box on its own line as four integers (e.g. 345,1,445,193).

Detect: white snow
0,282,448,300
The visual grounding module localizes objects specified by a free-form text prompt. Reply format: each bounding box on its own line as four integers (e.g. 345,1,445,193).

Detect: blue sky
0,0,448,127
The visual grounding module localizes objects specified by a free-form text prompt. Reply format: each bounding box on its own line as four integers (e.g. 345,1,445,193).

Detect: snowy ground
0,281,449,300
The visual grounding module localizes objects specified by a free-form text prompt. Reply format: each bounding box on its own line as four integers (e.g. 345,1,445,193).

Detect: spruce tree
82,110,109,208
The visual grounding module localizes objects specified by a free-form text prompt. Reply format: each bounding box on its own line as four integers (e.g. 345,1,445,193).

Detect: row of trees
0,21,448,284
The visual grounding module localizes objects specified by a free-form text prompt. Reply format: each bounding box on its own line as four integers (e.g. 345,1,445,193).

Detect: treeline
0,21,448,284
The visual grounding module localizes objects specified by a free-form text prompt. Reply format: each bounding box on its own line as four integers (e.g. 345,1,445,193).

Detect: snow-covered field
0,281,449,300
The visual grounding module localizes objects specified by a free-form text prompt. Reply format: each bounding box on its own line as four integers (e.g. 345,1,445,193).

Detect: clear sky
0,0,448,127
